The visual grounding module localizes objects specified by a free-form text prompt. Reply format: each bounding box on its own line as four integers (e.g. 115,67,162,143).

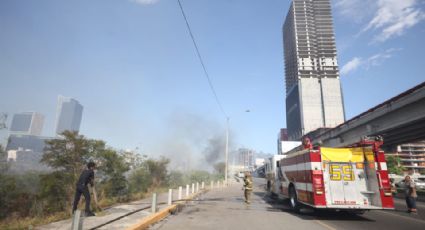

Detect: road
152,178,425,230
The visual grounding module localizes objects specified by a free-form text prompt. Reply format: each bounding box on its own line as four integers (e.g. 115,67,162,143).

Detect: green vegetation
386,156,405,175
0,132,221,229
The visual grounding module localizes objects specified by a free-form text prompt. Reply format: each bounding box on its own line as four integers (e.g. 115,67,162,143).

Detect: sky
0,0,424,162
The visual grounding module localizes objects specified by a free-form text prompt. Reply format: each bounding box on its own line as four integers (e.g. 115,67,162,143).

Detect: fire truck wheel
289,186,300,212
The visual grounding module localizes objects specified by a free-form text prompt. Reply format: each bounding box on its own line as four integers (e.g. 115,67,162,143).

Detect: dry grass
0,212,70,230
0,187,171,229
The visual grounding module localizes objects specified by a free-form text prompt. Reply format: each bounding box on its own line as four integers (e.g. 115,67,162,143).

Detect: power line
176,0,228,118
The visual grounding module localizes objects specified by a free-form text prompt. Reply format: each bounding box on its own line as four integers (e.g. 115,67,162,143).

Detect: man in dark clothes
72,162,96,216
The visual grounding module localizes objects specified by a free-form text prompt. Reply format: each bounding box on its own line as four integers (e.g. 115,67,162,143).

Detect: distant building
237,148,254,170
9,112,44,136
55,96,83,135
283,0,345,141
6,134,53,153
279,128,289,141
5,135,54,173
386,141,425,174
7,148,50,173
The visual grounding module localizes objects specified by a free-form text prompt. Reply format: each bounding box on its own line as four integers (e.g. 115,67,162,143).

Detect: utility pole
225,117,229,186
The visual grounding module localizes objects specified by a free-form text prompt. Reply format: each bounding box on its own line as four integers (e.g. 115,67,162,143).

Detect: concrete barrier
125,204,177,230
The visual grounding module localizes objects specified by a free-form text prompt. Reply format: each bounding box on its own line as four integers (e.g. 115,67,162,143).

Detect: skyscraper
9,112,44,136
283,0,345,141
55,96,83,135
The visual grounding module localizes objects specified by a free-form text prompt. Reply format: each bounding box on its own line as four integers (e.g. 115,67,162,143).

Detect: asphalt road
152,178,425,230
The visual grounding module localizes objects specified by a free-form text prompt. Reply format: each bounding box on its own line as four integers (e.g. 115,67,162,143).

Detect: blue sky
0,0,424,162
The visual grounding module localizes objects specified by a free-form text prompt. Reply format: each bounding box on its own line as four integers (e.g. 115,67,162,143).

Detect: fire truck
267,136,394,213
265,155,286,195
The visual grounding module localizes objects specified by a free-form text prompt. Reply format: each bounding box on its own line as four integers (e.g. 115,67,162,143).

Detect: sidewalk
36,188,196,230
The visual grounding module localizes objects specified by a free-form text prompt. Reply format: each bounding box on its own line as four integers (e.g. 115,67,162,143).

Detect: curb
125,191,204,230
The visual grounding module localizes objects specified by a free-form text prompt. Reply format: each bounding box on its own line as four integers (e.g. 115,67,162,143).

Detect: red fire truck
268,137,394,213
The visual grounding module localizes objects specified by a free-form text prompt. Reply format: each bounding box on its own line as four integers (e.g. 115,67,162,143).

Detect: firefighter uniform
243,176,253,204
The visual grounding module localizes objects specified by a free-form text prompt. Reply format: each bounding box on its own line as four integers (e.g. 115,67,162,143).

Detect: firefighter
243,172,253,204
72,162,96,216
404,175,418,213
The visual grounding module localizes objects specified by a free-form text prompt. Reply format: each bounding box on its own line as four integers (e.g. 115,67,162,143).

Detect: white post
210,181,214,189
178,186,182,200
186,184,189,197
168,189,173,205
196,182,199,192
217,180,220,188
151,193,157,213
201,181,205,190
191,183,195,194
71,210,81,230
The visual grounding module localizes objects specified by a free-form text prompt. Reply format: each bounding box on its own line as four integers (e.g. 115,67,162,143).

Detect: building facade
387,141,425,174
9,112,44,136
55,96,83,135
283,0,345,140
237,148,254,171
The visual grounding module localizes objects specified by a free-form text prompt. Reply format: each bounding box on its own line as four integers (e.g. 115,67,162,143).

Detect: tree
145,157,170,189
128,156,170,193
168,170,184,188
128,166,151,194
187,170,211,184
121,150,145,170
41,131,107,203
386,156,405,175
96,149,130,198
38,172,70,214
0,145,9,173
0,174,16,219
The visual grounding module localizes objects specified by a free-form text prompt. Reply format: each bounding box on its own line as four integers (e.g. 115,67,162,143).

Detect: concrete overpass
312,81,425,149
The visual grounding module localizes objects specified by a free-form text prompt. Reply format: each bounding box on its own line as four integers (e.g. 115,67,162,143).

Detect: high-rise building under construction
283,0,345,140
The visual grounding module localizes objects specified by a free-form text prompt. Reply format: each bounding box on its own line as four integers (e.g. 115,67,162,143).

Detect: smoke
203,134,225,164
149,110,234,172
